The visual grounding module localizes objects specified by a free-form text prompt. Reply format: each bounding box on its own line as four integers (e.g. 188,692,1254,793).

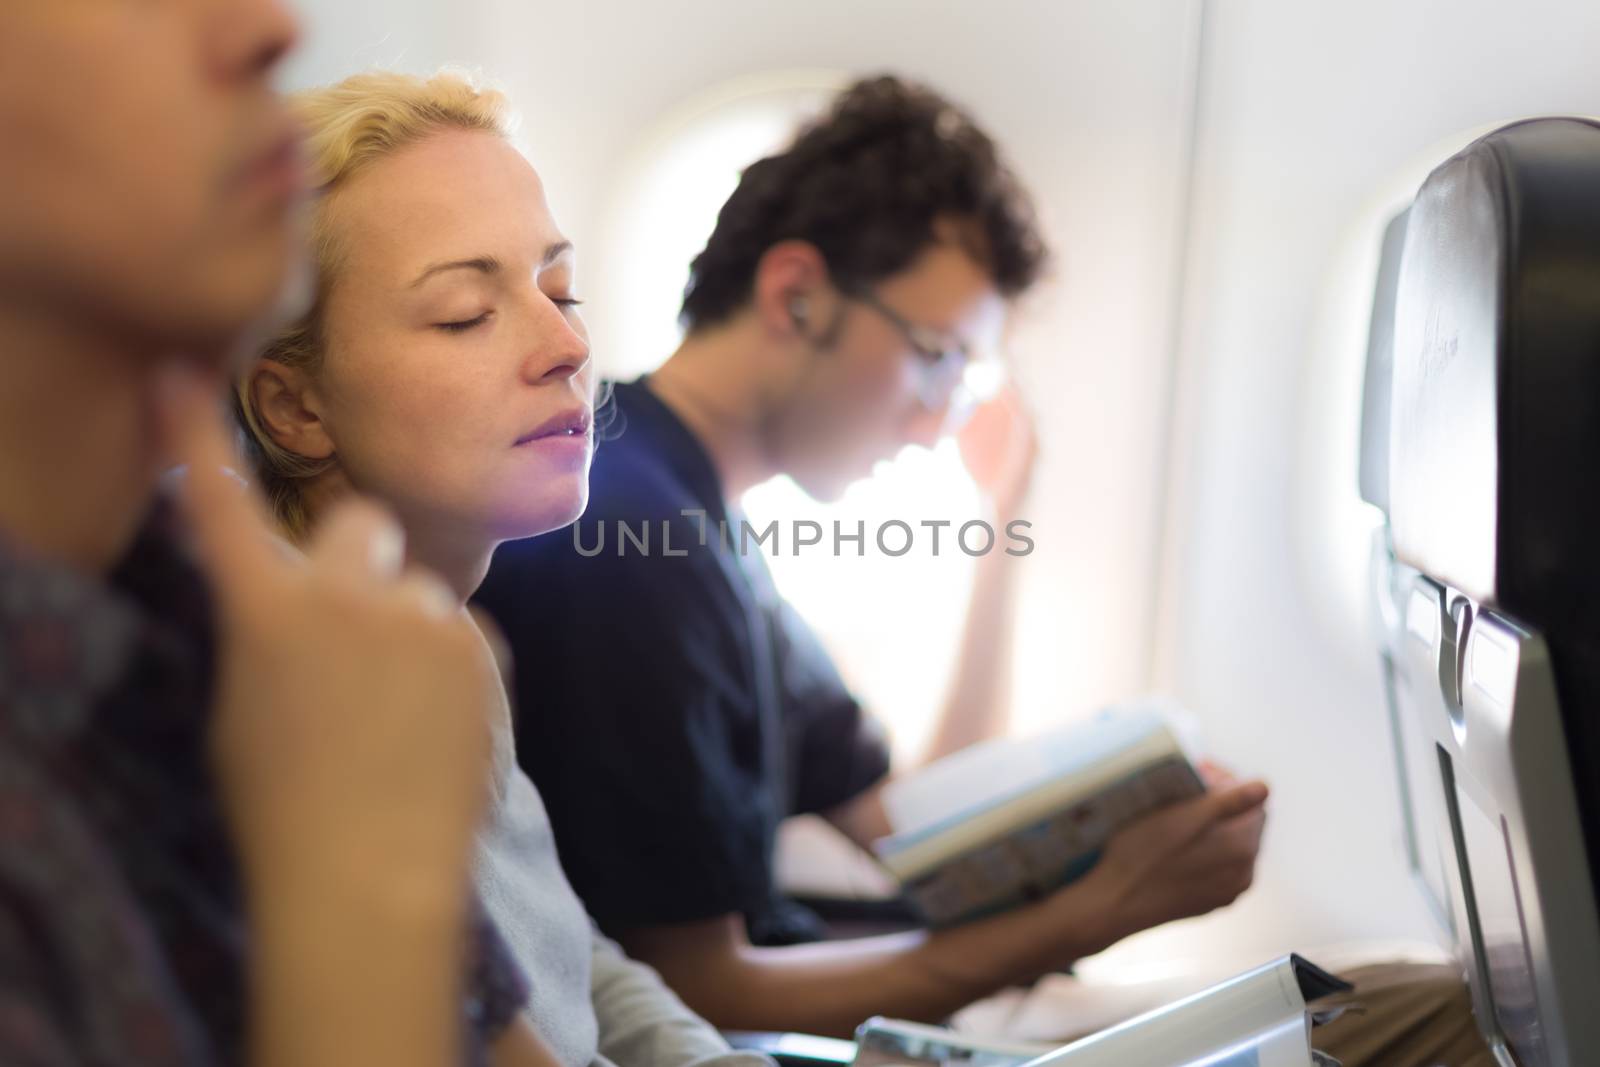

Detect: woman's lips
514,408,592,447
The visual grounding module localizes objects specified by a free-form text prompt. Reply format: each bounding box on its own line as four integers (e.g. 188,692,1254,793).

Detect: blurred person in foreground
0,4,560,1065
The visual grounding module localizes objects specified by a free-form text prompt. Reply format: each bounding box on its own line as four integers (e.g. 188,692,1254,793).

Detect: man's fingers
156,361,282,605
306,498,406,582
1210,804,1268,848
1208,779,1270,820
1198,759,1241,789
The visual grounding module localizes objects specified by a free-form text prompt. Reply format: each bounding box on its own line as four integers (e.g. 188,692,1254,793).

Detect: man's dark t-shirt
473,378,891,944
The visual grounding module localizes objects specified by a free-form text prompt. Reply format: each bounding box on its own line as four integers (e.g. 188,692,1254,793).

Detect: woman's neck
299,472,492,605
293,477,517,806
0,300,168,574
403,526,494,606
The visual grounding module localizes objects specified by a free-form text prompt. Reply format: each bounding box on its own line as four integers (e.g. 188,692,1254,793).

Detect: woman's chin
488,485,589,543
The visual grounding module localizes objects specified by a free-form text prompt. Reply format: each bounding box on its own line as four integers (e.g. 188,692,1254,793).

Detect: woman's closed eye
434,293,582,333
435,311,492,334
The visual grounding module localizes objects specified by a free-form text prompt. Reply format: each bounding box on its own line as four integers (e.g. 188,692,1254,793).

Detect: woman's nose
522,300,591,383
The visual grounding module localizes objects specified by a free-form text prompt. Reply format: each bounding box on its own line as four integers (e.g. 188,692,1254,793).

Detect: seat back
1364,116,1600,1067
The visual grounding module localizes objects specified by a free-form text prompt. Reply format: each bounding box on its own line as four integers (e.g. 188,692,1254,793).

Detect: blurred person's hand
159,362,496,908
957,383,1038,521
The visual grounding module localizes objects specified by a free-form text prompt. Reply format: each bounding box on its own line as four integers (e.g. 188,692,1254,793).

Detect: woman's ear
249,360,335,461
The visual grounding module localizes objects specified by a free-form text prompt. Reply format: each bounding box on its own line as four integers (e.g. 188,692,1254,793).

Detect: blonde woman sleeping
233,70,766,1067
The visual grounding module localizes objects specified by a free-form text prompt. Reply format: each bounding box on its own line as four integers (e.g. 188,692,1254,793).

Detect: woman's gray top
477,760,773,1067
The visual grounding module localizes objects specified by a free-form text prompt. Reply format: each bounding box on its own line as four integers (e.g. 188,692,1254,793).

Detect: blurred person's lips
231,121,303,207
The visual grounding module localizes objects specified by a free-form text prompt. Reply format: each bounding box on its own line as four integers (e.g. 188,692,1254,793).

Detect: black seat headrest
1390,116,1600,627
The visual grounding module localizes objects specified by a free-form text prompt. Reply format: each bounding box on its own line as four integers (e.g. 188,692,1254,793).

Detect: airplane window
594,70,842,382
744,447,985,766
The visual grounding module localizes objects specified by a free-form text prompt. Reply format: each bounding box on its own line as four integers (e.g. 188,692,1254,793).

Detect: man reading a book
472,74,1272,1037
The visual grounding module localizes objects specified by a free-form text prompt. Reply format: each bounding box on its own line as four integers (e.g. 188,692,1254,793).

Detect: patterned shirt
0,501,528,1066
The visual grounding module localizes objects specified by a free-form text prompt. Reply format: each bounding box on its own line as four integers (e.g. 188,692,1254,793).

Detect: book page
890,756,1203,922
883,732,1048,836
882,699,1192,837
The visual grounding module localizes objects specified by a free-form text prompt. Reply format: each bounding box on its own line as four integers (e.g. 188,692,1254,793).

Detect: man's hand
957,384,1037,521
1079,779,1270,942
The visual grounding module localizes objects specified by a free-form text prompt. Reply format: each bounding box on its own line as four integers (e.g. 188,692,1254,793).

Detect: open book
1013,955,1352,1067
872,701,1204,926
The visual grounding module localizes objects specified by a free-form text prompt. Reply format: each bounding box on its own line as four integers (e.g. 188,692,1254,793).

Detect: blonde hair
234,70,515,539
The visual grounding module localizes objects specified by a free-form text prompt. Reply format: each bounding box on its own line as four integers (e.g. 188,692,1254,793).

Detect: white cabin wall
282,0,488,88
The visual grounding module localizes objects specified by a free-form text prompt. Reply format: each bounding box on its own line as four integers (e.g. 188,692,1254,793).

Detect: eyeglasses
840,285,993,420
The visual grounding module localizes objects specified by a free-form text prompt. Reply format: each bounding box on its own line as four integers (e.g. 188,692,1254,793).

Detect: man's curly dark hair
679,74,1048,331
